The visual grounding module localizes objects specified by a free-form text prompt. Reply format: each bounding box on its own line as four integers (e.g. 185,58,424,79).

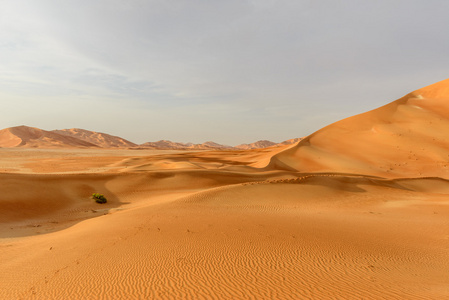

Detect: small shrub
92,193,107,204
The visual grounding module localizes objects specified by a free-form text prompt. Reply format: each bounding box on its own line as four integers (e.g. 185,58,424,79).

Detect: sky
1,0,448,145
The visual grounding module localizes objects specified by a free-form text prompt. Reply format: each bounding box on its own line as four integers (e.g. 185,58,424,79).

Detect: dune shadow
286,173,449,195
0,173,125,238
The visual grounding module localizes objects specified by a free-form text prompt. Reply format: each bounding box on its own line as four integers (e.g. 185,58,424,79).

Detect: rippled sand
1,147,448,299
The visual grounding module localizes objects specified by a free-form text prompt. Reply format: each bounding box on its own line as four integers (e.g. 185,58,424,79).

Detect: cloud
1,0,448,144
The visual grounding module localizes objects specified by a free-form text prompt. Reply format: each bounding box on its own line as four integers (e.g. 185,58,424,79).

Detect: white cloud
0,0,448,144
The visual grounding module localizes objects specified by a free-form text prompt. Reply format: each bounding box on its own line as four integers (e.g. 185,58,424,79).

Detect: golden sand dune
271,78,449,178
53,128,137,148
1,80,449,299
0,173,112,224
0,126,98,148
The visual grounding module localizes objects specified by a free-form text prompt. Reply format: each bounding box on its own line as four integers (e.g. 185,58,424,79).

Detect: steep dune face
271,78,449,178
0,173,120,224
0,128,23,147
0,126,98,148
53,128,137,148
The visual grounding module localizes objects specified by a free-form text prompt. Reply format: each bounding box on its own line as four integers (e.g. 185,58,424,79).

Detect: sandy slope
0,126,98,148
1,79,449,299
52,128,138,148
271,78,449,178
1,148,448,299
1,158,448,299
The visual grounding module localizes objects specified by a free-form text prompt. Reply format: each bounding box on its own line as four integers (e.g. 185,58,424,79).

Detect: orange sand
1,79,449,299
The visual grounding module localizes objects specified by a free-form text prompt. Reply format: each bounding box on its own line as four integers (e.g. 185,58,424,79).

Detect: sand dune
0,126,98,148
271,78,449,178
0,127,136,149
53,128,137,148
1,79,449,299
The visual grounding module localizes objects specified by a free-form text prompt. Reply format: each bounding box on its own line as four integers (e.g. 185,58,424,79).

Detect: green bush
92,193,107,204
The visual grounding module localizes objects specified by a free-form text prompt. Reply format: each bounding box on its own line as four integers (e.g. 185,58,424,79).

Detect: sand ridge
52,128,138,148
0,126,99,148
271,78,449,178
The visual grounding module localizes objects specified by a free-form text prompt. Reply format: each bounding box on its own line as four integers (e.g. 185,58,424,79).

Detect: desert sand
1,79,449,299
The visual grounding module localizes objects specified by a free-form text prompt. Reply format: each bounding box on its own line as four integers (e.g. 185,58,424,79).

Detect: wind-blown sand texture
1,79,449,299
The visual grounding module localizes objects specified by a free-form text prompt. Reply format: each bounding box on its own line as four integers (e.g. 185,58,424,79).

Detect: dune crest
53,128,137,148
0,126,98,148
271,78,449,178
412,77,449,100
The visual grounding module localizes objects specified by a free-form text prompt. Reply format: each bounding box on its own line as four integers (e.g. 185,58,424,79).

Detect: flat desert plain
2,79,449,299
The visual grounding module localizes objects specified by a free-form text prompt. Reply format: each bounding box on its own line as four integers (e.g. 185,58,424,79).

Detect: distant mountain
0,125,303,150
139,140,234,150
140,140,193,149
189,141,234,150
0,126,98,148
139,139,303,150
279,138,303,146
53,128,137,148
235,140,277,150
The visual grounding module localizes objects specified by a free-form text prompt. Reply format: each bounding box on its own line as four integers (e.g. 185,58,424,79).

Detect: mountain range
0,126,302,150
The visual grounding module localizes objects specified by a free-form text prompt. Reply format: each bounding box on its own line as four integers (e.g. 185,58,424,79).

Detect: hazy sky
1,1,448,145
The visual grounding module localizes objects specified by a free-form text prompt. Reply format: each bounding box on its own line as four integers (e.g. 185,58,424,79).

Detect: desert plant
92,193,107,204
